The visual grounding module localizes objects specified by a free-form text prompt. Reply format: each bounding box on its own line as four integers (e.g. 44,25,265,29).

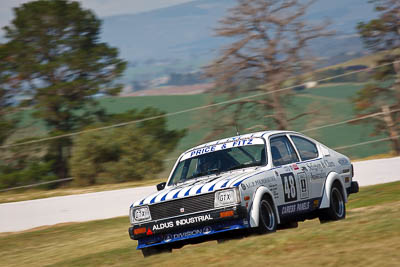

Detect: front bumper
129,205,248,249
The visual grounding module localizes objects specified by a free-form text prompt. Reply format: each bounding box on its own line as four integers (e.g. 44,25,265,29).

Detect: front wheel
256,197,277,234
319,182,346,223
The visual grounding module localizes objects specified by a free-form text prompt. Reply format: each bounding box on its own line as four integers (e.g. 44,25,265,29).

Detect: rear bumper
129,205,248,249
347,181,359,195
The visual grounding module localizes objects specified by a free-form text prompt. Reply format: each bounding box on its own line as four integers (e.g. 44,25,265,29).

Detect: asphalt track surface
0,157,399,233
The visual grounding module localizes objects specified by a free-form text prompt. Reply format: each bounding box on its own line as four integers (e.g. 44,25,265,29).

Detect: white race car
128,130,359,256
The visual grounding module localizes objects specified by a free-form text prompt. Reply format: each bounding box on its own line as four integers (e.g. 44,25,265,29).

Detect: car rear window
290,136,319,161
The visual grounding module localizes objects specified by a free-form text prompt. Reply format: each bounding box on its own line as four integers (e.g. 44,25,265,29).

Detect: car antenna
235,124,240,136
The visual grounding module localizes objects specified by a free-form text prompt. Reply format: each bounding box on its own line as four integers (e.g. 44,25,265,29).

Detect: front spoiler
135,219,248,249
129,206,248,249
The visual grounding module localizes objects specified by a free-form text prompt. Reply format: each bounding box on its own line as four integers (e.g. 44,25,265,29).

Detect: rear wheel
319,182,346,223
256,197,277,234
141,246,172,257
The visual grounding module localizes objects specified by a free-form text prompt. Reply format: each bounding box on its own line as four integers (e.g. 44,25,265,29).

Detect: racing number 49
281,173,297,202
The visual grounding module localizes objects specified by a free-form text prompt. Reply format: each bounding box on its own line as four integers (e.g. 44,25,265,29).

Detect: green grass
5,82,394,185
347,181,400,209
1,181,399,267
10,83,392,160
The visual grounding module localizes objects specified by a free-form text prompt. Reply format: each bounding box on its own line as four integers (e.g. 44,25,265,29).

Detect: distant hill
0,0,378,83
101,0,376,77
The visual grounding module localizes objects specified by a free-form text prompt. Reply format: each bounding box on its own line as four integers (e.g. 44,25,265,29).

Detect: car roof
181,130,300,155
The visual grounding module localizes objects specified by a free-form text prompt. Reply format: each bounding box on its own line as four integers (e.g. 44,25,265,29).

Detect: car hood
133,168,266,206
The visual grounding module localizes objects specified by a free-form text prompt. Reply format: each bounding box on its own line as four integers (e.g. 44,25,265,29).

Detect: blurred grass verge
0,181,399,267
0,177,164,204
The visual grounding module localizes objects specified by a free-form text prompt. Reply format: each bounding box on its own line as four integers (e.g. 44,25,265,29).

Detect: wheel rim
260,200,275,230
332,187,344,218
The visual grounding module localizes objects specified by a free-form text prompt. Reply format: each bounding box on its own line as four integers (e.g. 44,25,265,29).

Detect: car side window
291,136,319,161
270,136,299,166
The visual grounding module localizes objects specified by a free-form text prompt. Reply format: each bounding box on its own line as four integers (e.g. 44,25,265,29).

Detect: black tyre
256,197,277,234
319,182,346,223
141,246,172,257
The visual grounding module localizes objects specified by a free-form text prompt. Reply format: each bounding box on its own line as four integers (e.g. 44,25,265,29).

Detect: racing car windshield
168,139,267,186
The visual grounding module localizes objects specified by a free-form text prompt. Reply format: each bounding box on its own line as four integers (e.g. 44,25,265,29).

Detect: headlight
214,188,240,208
131,206,151,223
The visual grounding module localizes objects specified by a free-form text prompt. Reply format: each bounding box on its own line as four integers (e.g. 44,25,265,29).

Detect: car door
269,135,304,217
289,135,327,200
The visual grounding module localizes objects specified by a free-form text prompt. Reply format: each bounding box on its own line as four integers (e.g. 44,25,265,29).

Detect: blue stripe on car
221,180,229,188
160,191,170,201
206,179,222,192
209,179,229,191
232,171,265,187
184,187,193,196
150,195,158,204
172,189,182,199
196,185,204,194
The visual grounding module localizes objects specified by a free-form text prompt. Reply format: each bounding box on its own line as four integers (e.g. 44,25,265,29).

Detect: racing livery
128,130,359,256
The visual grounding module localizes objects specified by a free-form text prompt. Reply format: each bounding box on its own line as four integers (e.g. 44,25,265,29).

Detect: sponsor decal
301,166,308,172
323,160,335,168
203,226,212,234
305,162,326,180
164,234,172,242
180,208,185,213
268,183,279,199
153,221,174,231
297,172,309,199
306,162,324,172
188,138,256,158
242,176,276,189
338,158,349,166
241,183,246,190
230,139,253,147
283,165,293,172
176,214,212,226
280,200,310,215
311,172,325,180
190,145,216,157
163,226,213,242
152,214,213,231
292,163,299,170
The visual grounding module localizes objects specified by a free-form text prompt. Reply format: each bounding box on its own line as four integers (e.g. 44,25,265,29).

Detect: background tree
205,0,330,137
0,0,126,178
0,45,18,145
354,0,400,155
70,108,186,185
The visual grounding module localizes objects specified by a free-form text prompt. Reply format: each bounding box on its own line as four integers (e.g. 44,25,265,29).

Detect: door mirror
156,182,166,191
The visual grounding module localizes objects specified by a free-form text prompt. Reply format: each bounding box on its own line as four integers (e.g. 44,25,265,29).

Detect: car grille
149,192,215,220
